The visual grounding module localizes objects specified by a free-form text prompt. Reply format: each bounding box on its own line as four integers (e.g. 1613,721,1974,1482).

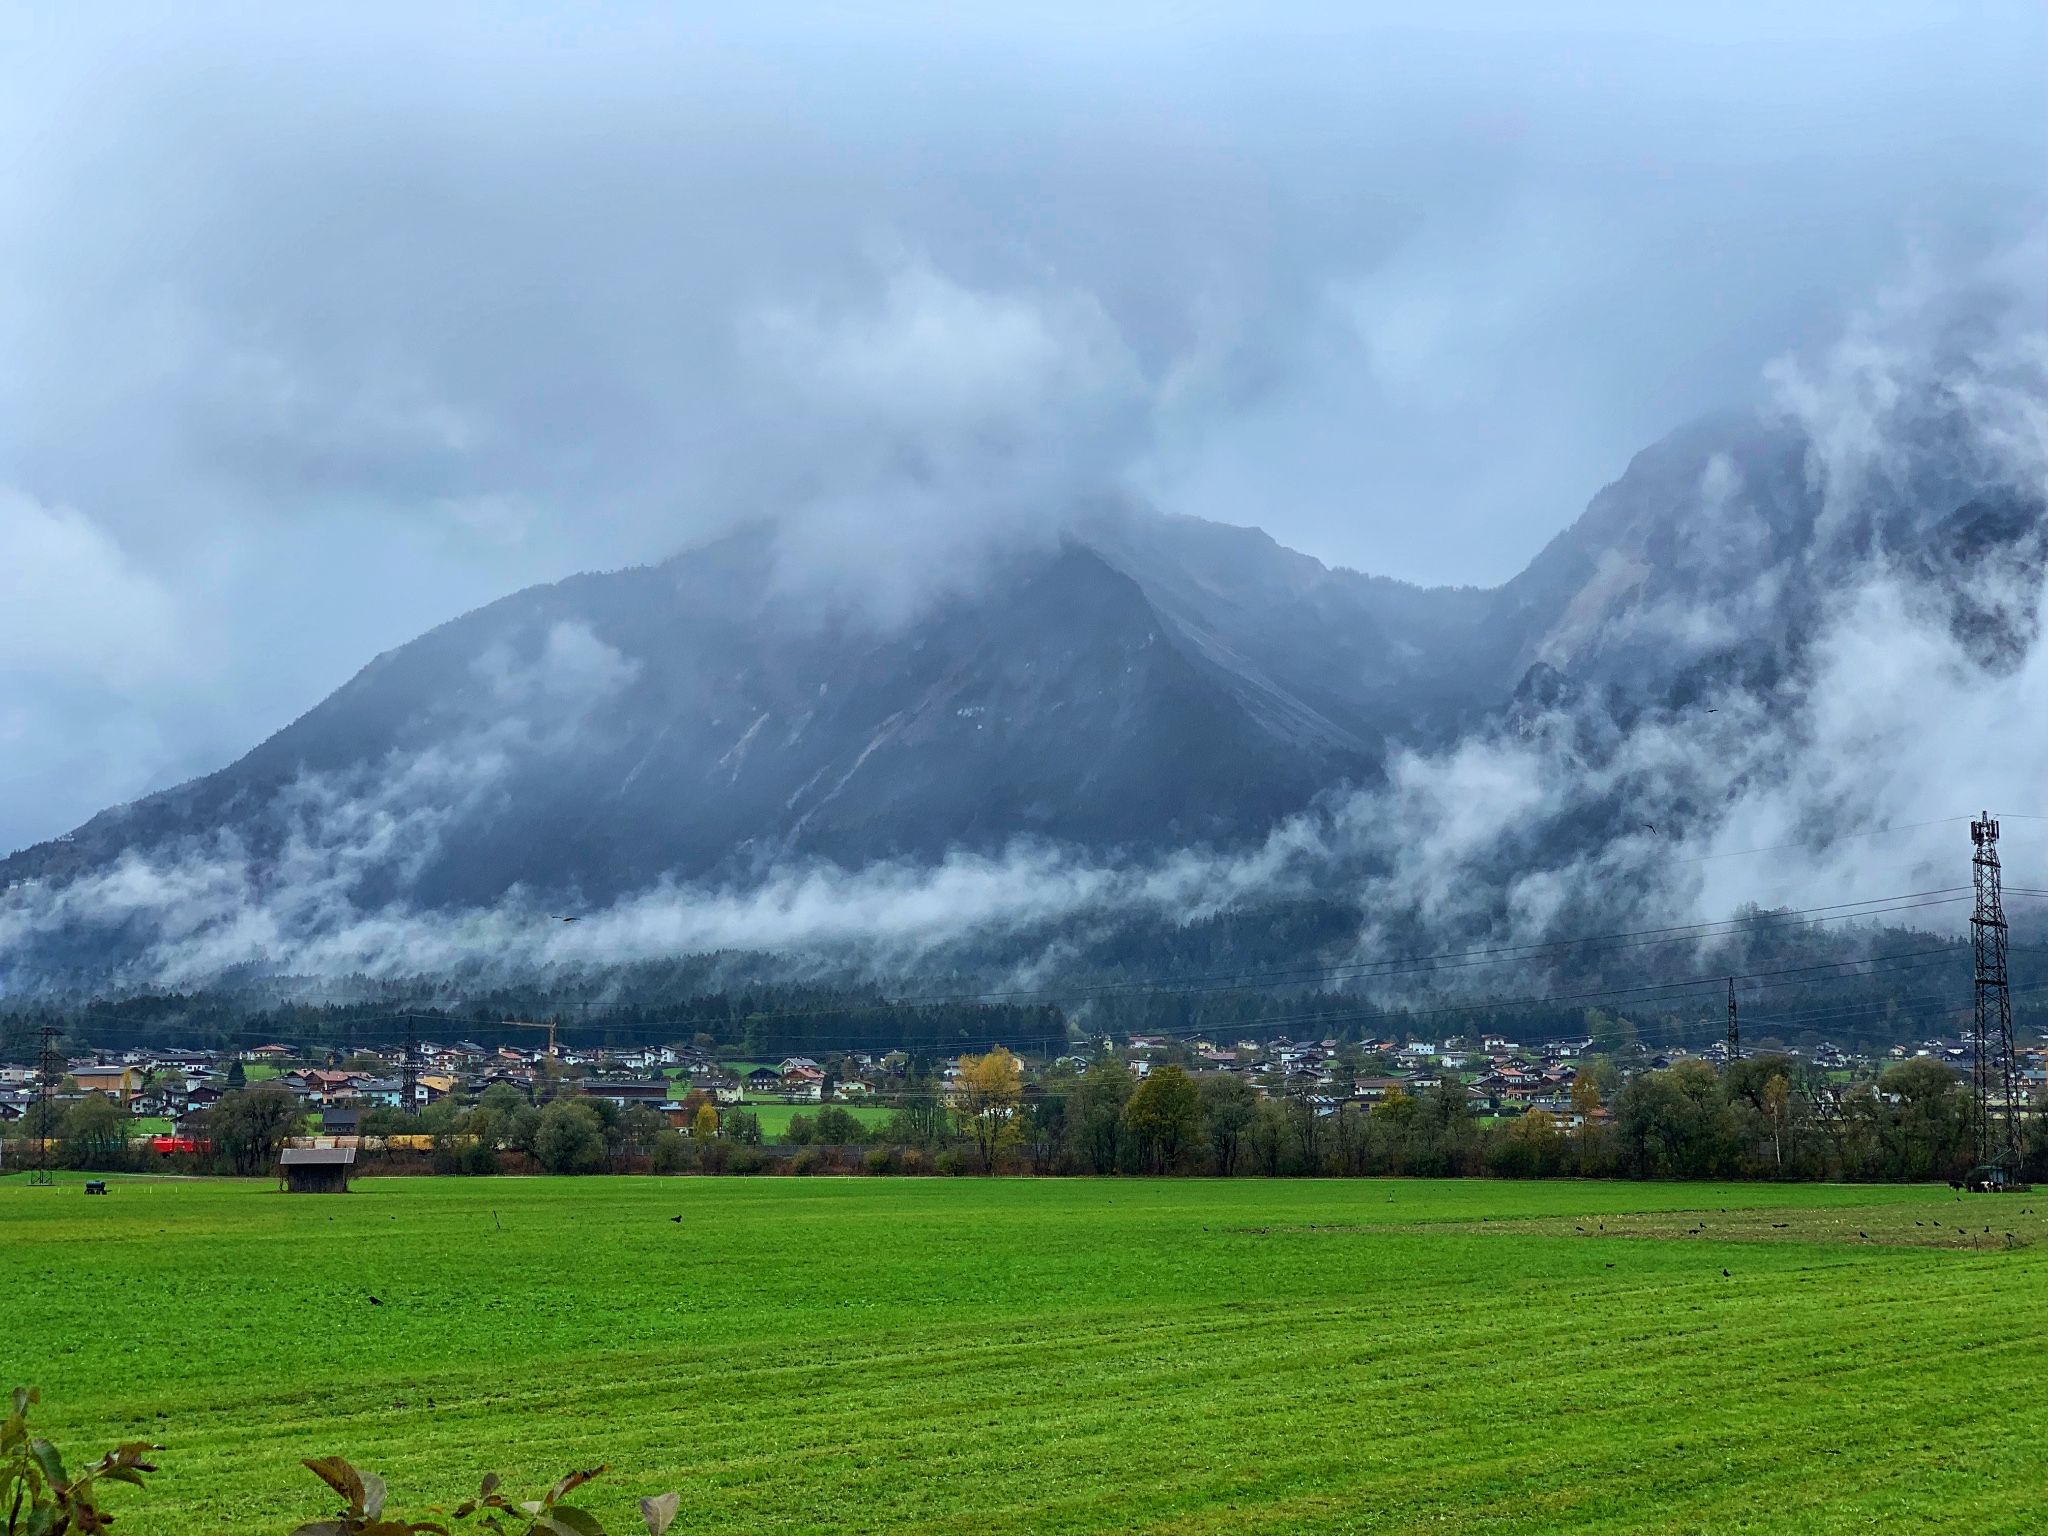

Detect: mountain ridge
3,404,2040,929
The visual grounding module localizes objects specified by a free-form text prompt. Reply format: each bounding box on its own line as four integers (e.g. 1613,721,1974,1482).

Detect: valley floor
2,1173,2043,1535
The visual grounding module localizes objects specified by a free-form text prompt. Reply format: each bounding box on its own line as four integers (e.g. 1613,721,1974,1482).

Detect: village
5,1026,2040,1160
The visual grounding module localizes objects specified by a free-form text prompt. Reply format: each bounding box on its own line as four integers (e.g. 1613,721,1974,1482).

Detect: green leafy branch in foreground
293,1458,678,1536
2,1388,161,1536
4,1391,675,1536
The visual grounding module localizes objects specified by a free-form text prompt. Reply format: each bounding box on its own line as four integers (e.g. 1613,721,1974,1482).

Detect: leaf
478,1475,502,1500
289,1523,349,1536
638,1493,680,1536
361,1472,389,1519
28,1440,66,1489
303,1458,367,1510
539,1509,607,1536
543,1469,606,1508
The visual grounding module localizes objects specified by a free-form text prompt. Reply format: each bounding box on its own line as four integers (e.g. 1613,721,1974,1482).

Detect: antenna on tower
30,1025,60,1186
1970,813,2021,1182
1726,978,1738,1062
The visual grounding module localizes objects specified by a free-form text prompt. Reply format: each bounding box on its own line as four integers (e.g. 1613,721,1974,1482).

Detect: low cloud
740,257,1147,627
0,489,180,686
3,533,2042,998
474,620,640,708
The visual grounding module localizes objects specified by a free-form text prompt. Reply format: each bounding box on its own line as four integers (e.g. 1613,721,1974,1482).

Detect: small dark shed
279,1146,355,1194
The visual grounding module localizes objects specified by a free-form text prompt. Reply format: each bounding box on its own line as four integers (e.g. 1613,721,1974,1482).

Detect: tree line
10,1050,2038,1184
986,1053,2040,1183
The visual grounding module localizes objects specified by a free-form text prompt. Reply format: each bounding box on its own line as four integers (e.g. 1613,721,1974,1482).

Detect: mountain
2,532,1376,909
2,408,2040,924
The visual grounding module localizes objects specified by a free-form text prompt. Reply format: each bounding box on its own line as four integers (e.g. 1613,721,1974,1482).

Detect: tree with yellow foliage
955,1048,1023,1172
691,1103,719,1140
1571,1071,1603,1117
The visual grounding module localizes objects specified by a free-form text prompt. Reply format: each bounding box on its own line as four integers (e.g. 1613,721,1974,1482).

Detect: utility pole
401,1013,420,1117
1970,814,2020,1174
1726,978,1739,1062
30,1025,59,1185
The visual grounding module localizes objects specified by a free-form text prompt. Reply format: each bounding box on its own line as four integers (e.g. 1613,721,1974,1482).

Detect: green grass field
3,1173,2044,1534
742,1101,894,1138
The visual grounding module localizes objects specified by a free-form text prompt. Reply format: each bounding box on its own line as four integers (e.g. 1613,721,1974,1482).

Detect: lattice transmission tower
1970,814,2021,1174
401,1013,420,1117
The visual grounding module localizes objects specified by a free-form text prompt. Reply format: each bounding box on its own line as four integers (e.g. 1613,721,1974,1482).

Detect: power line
319,887,1971,1031
1670,815,1973,864
29,880,2043,1062
334,886,1977,1035
957,889,1977,1005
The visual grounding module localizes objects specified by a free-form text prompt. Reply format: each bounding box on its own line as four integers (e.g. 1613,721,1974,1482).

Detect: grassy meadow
741,1101,894,1138
2,1172,2044,1535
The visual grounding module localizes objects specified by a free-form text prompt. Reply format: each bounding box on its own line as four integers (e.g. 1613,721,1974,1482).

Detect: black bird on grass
368,1296,383,1306
669,1215,682,1223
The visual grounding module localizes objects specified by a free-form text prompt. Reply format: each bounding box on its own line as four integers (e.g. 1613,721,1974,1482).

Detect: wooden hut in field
278,1146,355,1193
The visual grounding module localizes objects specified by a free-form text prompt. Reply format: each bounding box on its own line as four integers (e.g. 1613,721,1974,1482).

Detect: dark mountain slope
3,536,1369,906
1078,508,1498,750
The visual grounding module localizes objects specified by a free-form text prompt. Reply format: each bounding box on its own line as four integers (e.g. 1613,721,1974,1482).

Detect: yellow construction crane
507,1020,560,1059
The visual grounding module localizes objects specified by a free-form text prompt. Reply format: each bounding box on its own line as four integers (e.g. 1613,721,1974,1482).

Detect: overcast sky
0,1,2041,855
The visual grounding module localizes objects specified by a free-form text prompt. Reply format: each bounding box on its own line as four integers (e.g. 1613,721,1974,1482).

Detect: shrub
294,1457,681,1536
790,1148,822,1176
697,1141,731,1174
723,1146,766,1175
811,1107,872,1145
457,1142,502,1177
899,1147,927,1175
864,1146,899,1175
534,1100,607,1175
649,1130,695,1174
202,1083,304,1176
3,1386,160,1536
5,1388,681,1536
59,1094,132,1172
932,1148,968,1176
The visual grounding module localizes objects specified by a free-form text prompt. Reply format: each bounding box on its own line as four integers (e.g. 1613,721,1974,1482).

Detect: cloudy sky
0,1,2041,856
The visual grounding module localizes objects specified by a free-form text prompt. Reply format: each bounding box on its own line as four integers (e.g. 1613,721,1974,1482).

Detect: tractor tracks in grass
1224,1200,2048,1251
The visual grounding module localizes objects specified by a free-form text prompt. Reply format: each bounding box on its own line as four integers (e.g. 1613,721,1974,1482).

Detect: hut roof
279,1147,357,1166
